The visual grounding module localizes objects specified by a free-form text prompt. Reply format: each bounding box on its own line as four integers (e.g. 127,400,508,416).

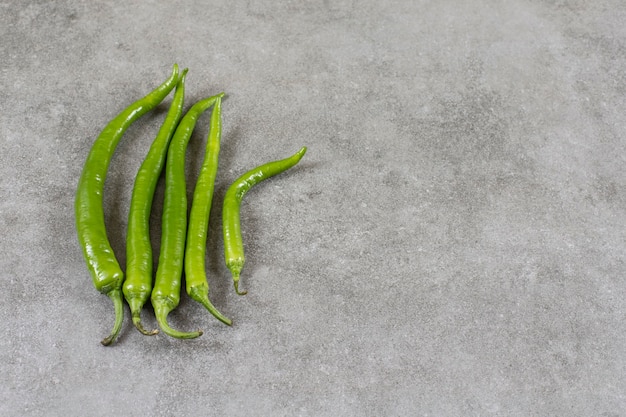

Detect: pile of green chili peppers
75,64,307,345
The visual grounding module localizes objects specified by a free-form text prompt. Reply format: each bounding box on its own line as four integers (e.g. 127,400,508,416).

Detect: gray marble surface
1,1,625,416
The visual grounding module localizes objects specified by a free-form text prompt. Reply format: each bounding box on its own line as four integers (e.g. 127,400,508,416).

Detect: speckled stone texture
1,1,625,416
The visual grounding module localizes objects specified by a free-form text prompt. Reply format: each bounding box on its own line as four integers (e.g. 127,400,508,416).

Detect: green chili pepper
75,64,180,345
123,69,189,336
184,96,232,326
222,146,307,295
151,93,224,339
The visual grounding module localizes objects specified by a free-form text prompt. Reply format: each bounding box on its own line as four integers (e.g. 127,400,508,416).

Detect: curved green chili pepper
222,146,307,295
184,96,232,326
151,93,224,339
123,69,189,336
75,64,180,345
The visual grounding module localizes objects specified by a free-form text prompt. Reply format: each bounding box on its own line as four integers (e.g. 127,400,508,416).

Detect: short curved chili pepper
222,146,307,295
184,95,232,326
123,69,189,336
151,93,224,339
75,64,180,345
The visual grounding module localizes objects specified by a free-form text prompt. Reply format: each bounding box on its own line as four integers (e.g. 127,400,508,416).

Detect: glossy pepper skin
151,93,224,339
222,146,307,295
123,69,189,336
184,96,232,326
75,64,180,345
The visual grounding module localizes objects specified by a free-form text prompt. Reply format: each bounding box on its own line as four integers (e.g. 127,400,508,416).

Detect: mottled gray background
1,1,625,416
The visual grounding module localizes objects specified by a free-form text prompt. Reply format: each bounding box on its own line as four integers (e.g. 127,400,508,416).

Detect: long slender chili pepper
151,93,224,339
75,64,179,346
222,146,307,295
184,96,232,326
123,69,189,336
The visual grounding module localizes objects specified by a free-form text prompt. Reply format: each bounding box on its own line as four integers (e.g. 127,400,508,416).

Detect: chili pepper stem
188,285,233,326
153,297,203,339
227,260,247,295
100,289,124,346
127,298,159,335
131,316,159,336
233,278,247,296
